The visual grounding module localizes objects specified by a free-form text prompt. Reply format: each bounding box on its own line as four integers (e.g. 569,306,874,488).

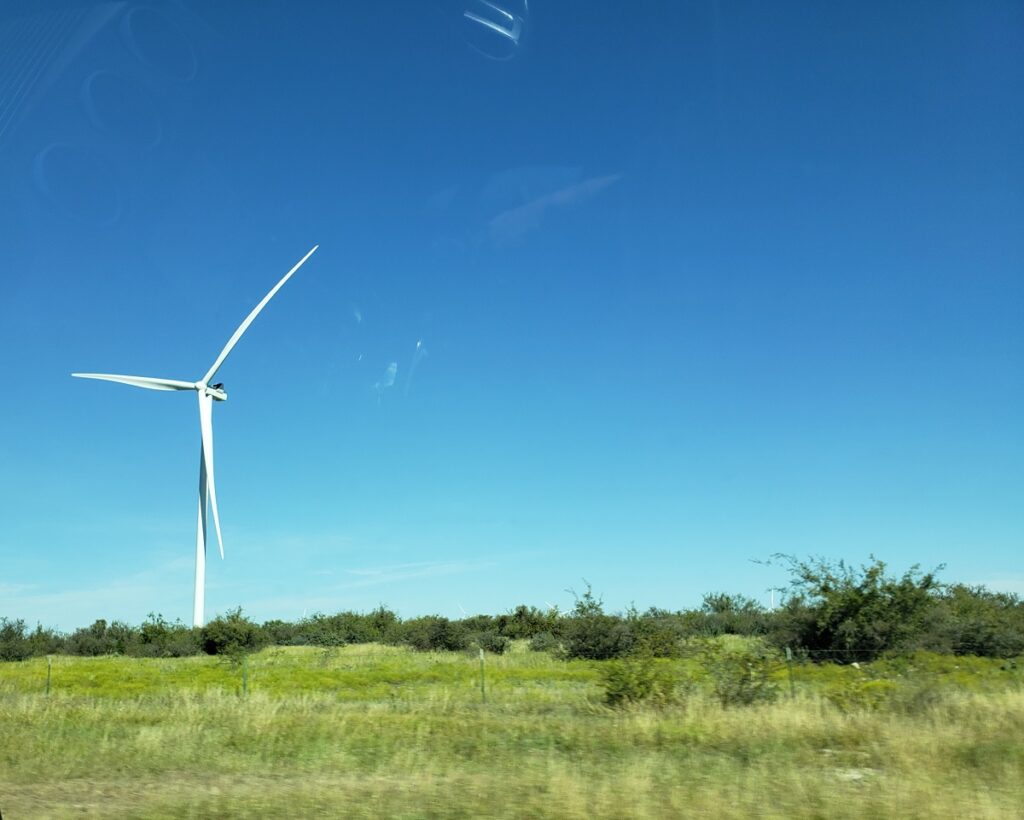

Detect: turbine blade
202,245,319,384
197,393,224,559
72,373,195,391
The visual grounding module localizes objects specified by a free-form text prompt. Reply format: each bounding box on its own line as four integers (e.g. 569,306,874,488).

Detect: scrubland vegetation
1,644,1021,818
3,557,1023,663
1,557,1021,817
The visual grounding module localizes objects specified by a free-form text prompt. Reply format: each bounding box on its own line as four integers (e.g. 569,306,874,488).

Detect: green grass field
1,644,1021,818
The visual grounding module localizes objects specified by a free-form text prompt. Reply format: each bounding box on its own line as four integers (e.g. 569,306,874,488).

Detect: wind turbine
73,245,319,627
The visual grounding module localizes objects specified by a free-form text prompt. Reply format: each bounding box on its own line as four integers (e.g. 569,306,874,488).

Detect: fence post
45,656,52,696
786,647,795,700
479,648,486,703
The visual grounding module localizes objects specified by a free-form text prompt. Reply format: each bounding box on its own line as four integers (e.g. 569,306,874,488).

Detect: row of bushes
0,608,525,661
3,558,1023,662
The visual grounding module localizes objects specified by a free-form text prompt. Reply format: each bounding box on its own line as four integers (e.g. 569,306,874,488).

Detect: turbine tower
73,245,319,626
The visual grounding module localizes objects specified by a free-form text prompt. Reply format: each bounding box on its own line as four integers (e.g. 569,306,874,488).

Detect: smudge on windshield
404,339,428,398
374,361,398,405
462,0,528,61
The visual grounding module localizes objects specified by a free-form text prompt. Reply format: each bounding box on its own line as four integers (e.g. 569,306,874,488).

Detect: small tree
138,614,200,657
600,653,677,706
626,606,684,658
0,618,31,661
772,555,943,661
699,639,779,708
562,583,634,660
698,593,768,636
26,623,64,656
399,616,470,652
368,606,400,643
498,605,559,639
66,620,138,656
923,585,1024,658
201,608,267,656
473,630,511,655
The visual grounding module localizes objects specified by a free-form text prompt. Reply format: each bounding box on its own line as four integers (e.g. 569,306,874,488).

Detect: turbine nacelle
200,382,227,401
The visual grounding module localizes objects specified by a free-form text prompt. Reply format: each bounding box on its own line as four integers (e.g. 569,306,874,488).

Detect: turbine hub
202,383,227,401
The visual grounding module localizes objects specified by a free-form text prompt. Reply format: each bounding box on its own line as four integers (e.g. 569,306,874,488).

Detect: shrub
368,606,401,643
137,614,201,657
498,605,561,639
922,585,1024,658
66,620,138,656
630,608,685,658
293,613,352,646
201,609,268,656
473,630,510,655
399,616,470,652
0,618,31,661
528,631,562,653
268,607,403,647
262,619,302,646
562,584,635,660
459,614,496,634
600,654,677,706
770,555,943,661
26,624,64,656
699,639,779,708
696,593,769,636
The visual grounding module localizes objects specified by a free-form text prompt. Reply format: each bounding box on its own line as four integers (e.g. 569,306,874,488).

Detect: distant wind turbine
73,245,319,627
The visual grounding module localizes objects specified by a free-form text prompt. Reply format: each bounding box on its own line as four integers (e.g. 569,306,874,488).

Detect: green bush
0,618,31,661
562,585,635,660
528,631,562,653
696,594,769,636
201,609,268,656
368,606,401,643
922,585,1024,658
497,605,562,639
293,613,355,646
399,616,470,652
473,630,510,655
263,607,402,647
699,639,780,708
459,614,496,634
600,654,677,707
262,619,302,645
137,614,201,657
66,620,138,656
629,609,684,658
769,555,943,661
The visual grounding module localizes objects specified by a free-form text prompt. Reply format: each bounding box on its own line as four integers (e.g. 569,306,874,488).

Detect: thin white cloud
232,529,354,555
489,173,621,244
0,556,194,630
340,560,493,589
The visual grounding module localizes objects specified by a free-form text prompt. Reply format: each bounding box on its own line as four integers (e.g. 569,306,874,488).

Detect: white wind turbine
73,245,319,627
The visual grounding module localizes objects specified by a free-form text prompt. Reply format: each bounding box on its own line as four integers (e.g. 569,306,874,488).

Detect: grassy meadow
1,643,1022,818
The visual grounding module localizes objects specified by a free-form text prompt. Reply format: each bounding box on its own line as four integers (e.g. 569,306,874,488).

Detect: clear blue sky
1,1,1021,629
